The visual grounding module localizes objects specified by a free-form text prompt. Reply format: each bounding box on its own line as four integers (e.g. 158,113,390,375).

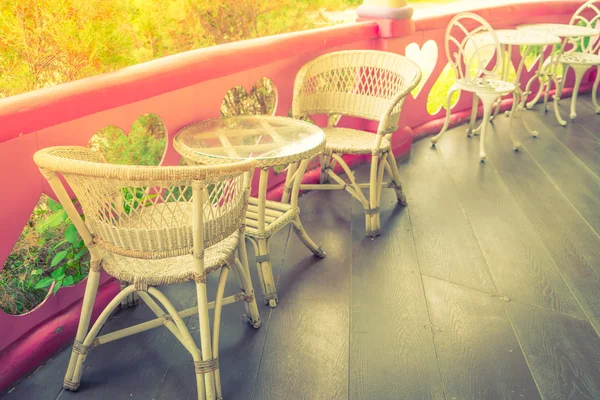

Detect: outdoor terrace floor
4,95,600,400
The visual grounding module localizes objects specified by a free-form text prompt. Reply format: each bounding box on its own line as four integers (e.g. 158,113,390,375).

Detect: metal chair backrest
445,12,503,83
569,0,600,54
292,50,421,134
34,146,252,261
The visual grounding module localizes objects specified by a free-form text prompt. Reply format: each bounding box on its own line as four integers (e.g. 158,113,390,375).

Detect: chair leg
210,267,229,400
466,94,479,137
67,285,138,390
365,154,386,237
119,280,139,309
232,258,261,328
508,91,522,151
236,233,261,324
569,64,588,120
477,93,498,162
593,67,600,114
195,281,217,400
319,155,331,184
431,87,459,146
291,215,326,258
248,237,278,307
63,269,101,391
557,65,568,101
386,149,407,206
543,74,552,112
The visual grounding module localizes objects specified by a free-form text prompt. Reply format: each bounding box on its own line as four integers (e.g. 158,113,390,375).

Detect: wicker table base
245,164,325,308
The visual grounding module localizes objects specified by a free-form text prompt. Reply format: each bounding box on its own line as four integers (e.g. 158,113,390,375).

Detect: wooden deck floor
4,95,600,400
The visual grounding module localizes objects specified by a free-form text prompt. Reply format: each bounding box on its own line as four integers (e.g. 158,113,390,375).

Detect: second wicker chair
290,50,421,237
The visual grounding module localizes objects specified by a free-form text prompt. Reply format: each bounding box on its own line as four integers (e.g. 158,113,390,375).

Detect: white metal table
174,115,326,307
491,29,561,136
517,23,599,126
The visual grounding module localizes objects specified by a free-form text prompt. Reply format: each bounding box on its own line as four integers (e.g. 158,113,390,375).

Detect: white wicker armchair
290,50,421,237
34,146,261,400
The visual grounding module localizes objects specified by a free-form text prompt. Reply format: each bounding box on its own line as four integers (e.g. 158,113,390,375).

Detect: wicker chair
557,0,600,119
34,146,261,400
291,50,421,237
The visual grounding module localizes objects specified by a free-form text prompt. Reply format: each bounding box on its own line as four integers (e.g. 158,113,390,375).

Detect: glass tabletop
174,115,325,163
494,29,561,46
517,23,599,38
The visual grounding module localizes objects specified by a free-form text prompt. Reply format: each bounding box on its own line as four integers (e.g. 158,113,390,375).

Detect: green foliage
1,196,89,314
88,114,166,166
0,0,135,97
221,78,277,118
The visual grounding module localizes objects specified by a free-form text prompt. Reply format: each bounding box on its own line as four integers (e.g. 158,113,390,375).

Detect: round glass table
174,115,327,307
517,23,599,125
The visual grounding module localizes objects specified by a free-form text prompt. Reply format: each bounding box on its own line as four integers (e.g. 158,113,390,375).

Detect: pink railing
0,0,591,391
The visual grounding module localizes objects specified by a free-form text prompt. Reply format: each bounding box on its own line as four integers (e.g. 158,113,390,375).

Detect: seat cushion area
455,78,515,94
322,127,391,155
561,52,600,66
100,231,240,287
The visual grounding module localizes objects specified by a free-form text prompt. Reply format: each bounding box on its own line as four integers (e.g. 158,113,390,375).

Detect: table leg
513,44,539,137
525,49,549,110
493,44,513,120
281,162,298,204
290,159,326,257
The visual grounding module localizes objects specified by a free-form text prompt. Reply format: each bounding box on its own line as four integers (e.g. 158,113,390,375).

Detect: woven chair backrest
445,13,503,83
34,146,252,259
292,50,421,134
570,0,600,54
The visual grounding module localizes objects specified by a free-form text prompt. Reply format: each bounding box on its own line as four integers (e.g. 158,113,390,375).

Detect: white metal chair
557,0,600,119
291,50,421,237
34,146,261,400
431,12,521,162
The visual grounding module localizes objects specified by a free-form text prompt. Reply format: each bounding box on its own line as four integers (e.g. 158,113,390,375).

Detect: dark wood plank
56,313,183,400
402,139,497,294
571,95,600,141
526,99,600,179
423,275,541,400
155,229,291,400
434,126,585,319
349,187,445,400
486,114,600,333
251,190,351,400
519,106,600,236
1,346,70,400
506,300,600,400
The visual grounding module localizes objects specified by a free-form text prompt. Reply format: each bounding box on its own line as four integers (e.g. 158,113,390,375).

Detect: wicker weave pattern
34,146,250,259
293,50,421,135
321,127,391,155
100,231,239,288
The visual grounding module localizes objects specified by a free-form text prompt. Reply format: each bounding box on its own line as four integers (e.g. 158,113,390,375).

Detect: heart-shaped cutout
405,39,438,98
521,45,543,72
426,62,461,115
221,77,277,117
88,113,167,166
